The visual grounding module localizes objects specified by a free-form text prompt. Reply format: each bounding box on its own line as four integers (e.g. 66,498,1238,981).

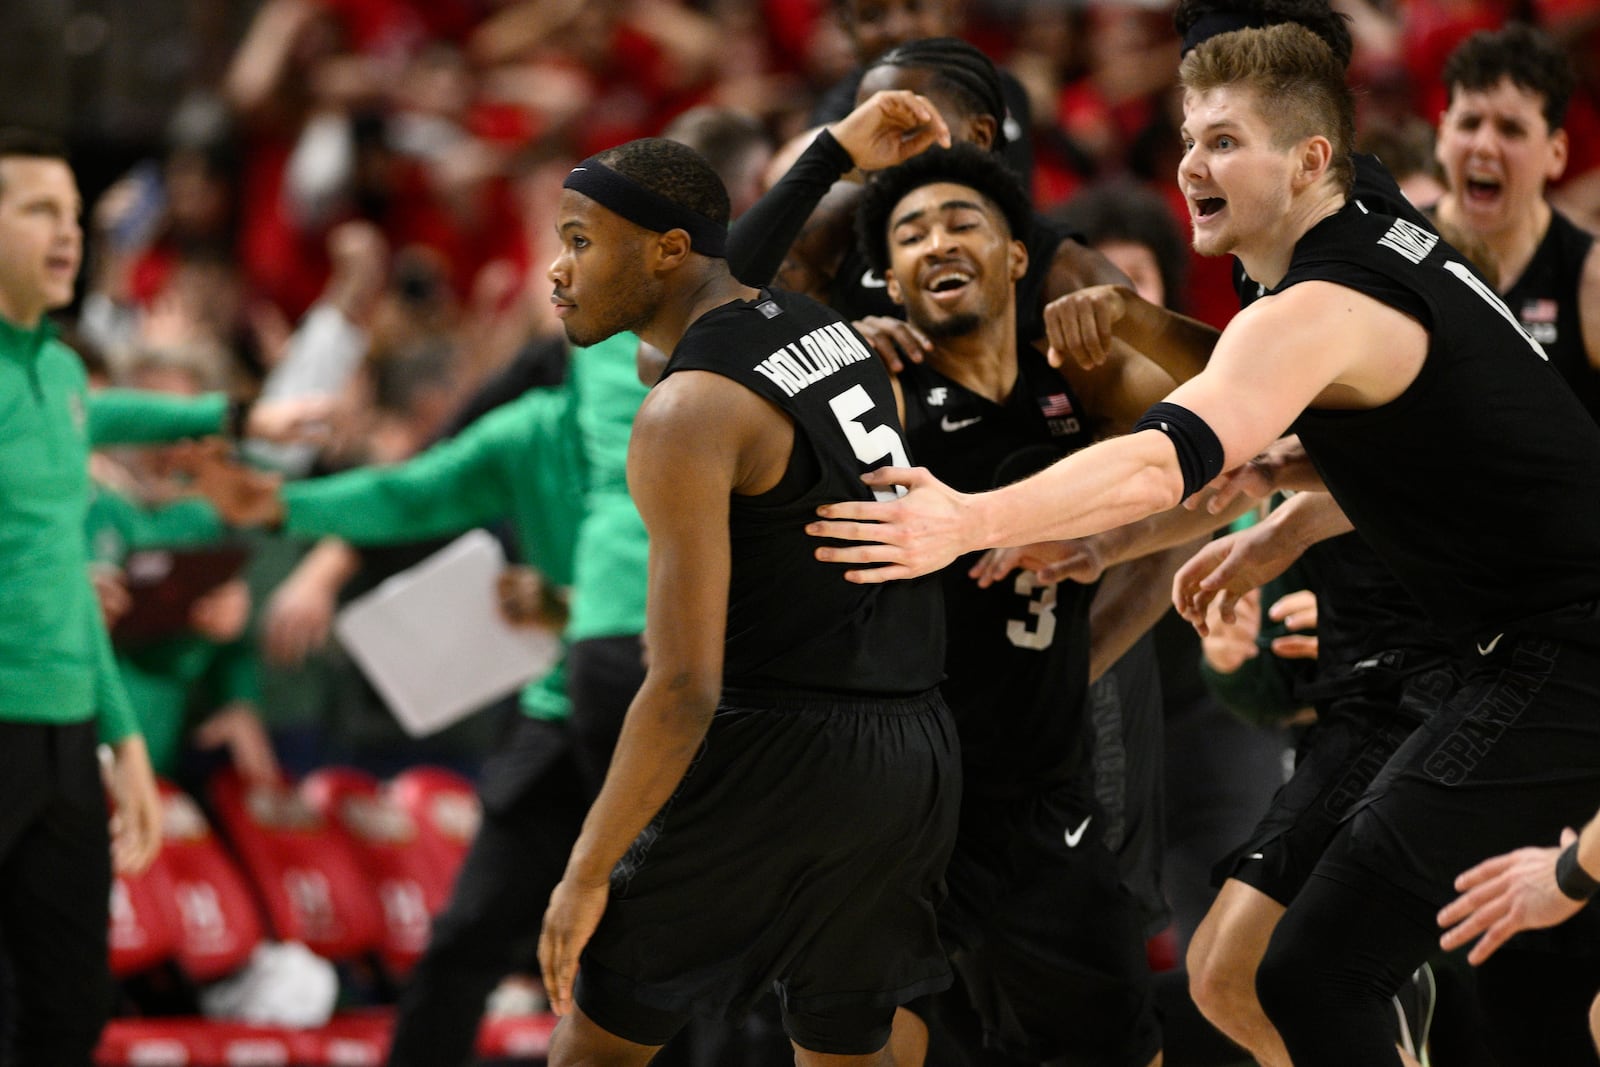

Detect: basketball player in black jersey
1434,24,1600,419
726,38,1145,380
857,144,1185,1067
809,24,1600,1065
995,5,1458,1063
536,137,958,1066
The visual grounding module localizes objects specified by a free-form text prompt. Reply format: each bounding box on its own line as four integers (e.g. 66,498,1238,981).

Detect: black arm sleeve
726,129,856,287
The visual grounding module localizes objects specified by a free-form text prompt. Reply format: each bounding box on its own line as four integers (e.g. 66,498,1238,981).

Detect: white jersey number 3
1007,572,1058,649
829,384,909,502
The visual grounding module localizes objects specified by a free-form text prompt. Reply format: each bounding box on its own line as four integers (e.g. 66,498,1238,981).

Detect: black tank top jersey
898,350,1097,790
659,287,945,695
1504,209,1598,423
1234,154,1434,305
1283,200,1600,639
1236,157,1453,673
830,210,1071,347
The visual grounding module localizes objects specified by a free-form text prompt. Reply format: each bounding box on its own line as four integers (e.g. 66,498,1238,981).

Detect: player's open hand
1266,589,1319,660
854,316,931,374
1043,284,1132,370
538,875,611,1017
1172,523,1296,635
1439,829,1582,965
969,537,1104,589
1200,587,1262,674
830,91,952,173
810,466,976,583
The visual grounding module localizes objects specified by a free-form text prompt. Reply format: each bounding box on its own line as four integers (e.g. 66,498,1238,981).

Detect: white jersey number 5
829,384,910,502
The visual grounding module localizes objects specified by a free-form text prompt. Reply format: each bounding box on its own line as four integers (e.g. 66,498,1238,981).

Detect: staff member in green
0,127,330,1066
0,128,163,1067
184,329,649,1067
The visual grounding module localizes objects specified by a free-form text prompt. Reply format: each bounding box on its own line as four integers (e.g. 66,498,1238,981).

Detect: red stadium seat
208,769,385,964
387,767,480,884
99,774,550,1066
110,858,181,979
300,768,442,978
153,782,267,982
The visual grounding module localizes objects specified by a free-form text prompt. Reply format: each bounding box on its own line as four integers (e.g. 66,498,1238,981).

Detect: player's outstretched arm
1043,282,1219,383
1170,490,1351,634
809,431,1186,584
538,371,748,1017
812,283,1399,584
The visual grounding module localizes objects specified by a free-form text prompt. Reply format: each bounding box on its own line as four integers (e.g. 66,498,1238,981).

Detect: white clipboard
334,530,560,737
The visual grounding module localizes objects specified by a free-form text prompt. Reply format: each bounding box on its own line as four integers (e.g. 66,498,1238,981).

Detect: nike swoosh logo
860,269,887,289
1246,852,1265,861
940,415,981,432
1477,633,1504,656
1064,816,1092,848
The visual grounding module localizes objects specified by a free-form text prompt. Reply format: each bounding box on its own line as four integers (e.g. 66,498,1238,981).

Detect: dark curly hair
594,136,731,228
1173,0,1352,67
855,143,1032,277
1442,23,1574,131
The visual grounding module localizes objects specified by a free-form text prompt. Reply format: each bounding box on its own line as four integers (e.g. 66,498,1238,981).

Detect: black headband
1181,11,1271,55
562,158,727,258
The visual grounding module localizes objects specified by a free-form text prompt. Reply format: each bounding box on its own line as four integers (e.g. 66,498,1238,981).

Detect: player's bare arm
1044,282,1220,382
1172,489,1355,634
809,279,1425,582
772,91,952,304
1194,433,1328,515
539,371,781,1015
970,488,1261,589
1046,327,1178,440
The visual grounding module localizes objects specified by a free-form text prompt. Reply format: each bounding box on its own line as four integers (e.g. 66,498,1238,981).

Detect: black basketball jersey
830,210,1072,347
1235,157,1454,674
660,287,945,695
1504,208,1598,423
1235,154,1434,305
899,349,1096,790
1283,201,1600,639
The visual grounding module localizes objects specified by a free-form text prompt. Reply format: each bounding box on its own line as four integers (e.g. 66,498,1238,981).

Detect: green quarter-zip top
0,314,236,742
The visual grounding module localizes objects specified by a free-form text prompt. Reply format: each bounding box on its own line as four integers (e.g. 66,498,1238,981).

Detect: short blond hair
1180,23,1355,194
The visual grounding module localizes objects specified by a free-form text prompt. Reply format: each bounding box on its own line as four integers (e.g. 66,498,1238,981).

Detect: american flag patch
1039,393,1074,417
1521,298,1558,324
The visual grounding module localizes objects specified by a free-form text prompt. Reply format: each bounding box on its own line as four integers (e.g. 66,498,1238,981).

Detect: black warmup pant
0,721,114,1067
1257,615,1600,1066
386,635,643,1067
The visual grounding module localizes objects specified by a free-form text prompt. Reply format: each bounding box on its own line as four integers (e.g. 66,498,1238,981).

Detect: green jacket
281,375,589,721
567,333,649,642
0,315,231,742
87,485,257,775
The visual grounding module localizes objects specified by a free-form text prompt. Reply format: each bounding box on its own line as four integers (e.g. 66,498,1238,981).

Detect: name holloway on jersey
753,321,876,398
